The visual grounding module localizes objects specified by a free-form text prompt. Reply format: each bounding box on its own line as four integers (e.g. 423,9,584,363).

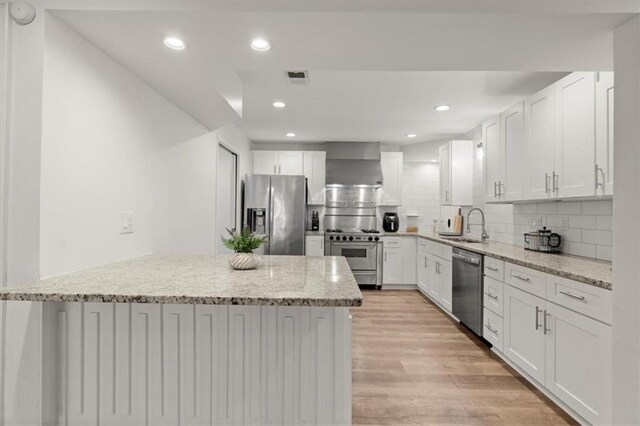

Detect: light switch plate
120,211,134,234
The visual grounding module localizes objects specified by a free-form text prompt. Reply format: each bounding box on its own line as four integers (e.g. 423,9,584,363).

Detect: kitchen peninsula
0,255,362,425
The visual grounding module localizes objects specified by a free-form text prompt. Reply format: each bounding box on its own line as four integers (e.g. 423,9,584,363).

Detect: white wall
40,15,210,278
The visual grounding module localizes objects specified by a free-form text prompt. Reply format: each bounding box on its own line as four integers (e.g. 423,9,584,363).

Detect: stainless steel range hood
325,142,384,186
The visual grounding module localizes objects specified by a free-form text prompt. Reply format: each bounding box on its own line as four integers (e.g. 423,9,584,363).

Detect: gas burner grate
361,229,380,234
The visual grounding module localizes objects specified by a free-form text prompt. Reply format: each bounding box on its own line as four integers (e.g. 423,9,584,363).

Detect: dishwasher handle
452,252,481,266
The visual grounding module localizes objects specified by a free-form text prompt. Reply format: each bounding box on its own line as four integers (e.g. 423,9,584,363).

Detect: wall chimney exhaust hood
325,142,384,186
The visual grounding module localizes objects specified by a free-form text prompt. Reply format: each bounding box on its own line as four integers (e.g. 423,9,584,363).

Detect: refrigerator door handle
268,184,275,255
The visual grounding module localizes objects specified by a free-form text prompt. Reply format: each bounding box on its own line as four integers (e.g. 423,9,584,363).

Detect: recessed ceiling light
272,101,286,108
434,105,451,112
250,38,271,51
286,132,296,137
163,36,186,50
406,133,417,138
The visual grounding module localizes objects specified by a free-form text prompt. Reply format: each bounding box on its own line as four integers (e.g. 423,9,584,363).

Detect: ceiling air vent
285,70,309,84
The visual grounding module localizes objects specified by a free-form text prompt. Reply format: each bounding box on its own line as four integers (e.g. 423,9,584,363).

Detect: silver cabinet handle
535,306,542,330
273,164,276,174
279,164,281,174
595,164,606,193
486,324,498,334
385,252,387,262
487,292,499,300
559,290,585,301
544,310,551,335
499,181,504,197
486,266,499,272
552,171,559,193
424,257,427,268
436,261,440,275
544,173,550,194
513,274,530,282
494,181,498,198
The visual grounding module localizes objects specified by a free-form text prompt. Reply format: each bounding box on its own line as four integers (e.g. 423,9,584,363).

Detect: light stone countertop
382,231,612,290
305,230,325,236
0,254,363,307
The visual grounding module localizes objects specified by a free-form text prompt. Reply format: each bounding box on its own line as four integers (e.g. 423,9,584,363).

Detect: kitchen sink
441,236,485,244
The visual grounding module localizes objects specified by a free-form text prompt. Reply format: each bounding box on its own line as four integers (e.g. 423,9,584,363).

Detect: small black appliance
382,212,399,233
311,211,320,231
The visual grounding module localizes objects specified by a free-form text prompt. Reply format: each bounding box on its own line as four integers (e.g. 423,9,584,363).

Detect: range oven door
330,242,378,271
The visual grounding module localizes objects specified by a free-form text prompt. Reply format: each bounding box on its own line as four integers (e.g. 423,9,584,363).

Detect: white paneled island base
2,255,362,426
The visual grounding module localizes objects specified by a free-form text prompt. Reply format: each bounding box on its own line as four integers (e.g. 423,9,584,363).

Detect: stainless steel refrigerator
242,174,306,255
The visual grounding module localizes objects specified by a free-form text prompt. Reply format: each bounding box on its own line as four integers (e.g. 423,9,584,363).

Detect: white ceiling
236,70,567,144
50,5,631,139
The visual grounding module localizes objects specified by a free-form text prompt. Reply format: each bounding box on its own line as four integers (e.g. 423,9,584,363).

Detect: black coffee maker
382,212,399,232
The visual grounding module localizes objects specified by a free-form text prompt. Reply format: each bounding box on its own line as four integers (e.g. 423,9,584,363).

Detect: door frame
215,141,239,253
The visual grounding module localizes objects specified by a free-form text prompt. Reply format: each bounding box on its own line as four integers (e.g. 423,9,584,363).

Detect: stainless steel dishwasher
452,248,484,336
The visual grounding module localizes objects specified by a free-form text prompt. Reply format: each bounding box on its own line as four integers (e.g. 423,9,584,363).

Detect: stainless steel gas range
324,229,383,288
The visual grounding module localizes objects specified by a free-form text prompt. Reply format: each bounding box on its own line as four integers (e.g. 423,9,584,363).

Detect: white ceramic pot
229,252,260,270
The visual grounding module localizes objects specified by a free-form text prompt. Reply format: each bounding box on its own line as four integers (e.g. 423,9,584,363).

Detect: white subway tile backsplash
569,215,597,229
536,202,558,215
596,245,613,262
557,201,582,215
563,241,597,259
582,229,612,246
582,200,613,215
596,216,613,231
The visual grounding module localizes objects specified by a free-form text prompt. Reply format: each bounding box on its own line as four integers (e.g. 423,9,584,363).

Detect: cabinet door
439,144,451,205
304,236,324,256
545,303,612,425
426,256,440,300
277,151,304,175
417,251,429,294
524,86,555,200
554,72,596,198
401,237,417,285
382,247,402,285
252,151,278,175
483,116,502,202
303,151,326,205
502,102,525,201
503,285,546,384
380,152,403,206
596,72,614,196
438,260,453,312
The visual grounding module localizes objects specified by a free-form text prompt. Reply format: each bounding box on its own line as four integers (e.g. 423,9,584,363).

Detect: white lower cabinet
383,236,417,287
305,235,324,256
416,239,452,314
437,259,452,312
499,263,612,425
503,285,547,384
544,302,612,425
417,248,429,294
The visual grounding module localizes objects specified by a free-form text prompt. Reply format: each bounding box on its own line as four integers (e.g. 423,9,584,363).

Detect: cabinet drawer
427,241,452,260
483,308,504,352
546,275,612,324
383,237,402,248
484,257,504,282
418,238,429,250
505,262,546,298
483,277,504,317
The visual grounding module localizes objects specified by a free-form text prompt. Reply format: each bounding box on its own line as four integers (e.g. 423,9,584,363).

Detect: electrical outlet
120,211,134,234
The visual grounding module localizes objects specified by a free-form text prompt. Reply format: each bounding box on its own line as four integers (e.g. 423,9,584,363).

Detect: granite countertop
305,230,325,236
0,254,363,307
382,231,612,290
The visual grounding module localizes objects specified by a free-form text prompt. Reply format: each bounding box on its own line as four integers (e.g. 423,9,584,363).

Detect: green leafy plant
222,227,268,253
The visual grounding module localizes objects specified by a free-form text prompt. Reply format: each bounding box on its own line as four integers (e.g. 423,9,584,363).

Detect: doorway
216,143,238,254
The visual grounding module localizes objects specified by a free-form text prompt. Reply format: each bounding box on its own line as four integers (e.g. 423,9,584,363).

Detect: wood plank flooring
351,290,577,425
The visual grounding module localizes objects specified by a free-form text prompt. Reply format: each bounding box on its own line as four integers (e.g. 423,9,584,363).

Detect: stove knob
329,236,334,241
374,236,380,241
349,236,354,241
368,236,373,241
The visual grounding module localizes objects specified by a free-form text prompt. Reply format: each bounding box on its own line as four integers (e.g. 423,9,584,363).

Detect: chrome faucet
466,207,490,241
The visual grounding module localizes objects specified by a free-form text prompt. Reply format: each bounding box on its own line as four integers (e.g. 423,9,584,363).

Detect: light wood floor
351,290,577,425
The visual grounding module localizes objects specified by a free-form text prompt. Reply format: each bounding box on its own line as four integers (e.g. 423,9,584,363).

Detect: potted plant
222,227,268,270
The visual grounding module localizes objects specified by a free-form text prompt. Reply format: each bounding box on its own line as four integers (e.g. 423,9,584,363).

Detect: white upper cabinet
502,102,525,202
440,140,473,206
304,151,326,205
252,151,303,175
252,151,279,175
524,85,556,200
380,152,403,206
252,151,326,204
483,115,503,202
276,151,304,175
554,72,596,198
596,71,614,196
